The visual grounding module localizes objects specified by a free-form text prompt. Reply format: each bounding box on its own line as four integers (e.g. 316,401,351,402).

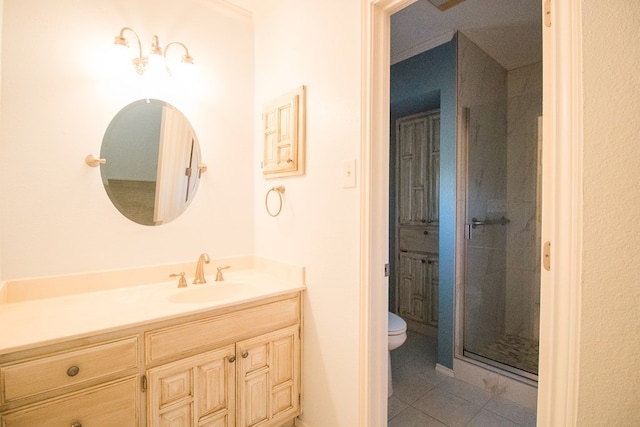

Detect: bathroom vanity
0,260,304,427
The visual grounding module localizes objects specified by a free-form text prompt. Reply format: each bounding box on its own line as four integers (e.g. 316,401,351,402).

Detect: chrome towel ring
265,186,285,217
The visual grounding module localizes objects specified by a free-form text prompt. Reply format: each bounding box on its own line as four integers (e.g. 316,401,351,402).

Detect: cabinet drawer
1,376,138,427
146,296,300,364
398,227,438,253
1,337,138,403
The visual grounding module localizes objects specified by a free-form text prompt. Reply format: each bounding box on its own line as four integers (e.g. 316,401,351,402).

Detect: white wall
8,0,639,425
0,0,255,279
2,0,365,424
0,0,3,285
252,1,362,425
578,0,640,424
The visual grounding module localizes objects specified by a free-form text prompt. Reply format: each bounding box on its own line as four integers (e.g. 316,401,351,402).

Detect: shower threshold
463,350,538,382
463,335,539,382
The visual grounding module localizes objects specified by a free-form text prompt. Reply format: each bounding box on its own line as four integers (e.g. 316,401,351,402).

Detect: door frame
359,0,583,425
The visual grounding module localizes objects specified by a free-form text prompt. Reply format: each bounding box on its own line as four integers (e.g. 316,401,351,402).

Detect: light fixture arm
164,41,194,65
115,27,148,75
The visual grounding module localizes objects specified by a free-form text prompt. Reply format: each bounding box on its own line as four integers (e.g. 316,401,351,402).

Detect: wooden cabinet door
262,87,305,178
236,325,300,427
147,345,235,427
397,252,439,327
396,111,440,226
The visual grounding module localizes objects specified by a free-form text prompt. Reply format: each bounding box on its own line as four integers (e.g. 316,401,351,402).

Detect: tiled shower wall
459,32,542,350
505,62,543,340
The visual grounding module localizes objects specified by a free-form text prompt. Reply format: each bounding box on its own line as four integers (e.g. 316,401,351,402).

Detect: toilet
388,311,407,397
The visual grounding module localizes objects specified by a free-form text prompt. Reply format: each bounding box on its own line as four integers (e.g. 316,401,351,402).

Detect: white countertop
0,269,305,355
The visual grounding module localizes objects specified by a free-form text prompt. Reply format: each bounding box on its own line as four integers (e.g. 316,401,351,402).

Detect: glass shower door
462,101,542,379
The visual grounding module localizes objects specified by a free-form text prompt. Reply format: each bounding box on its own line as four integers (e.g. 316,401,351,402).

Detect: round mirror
100,99,203,226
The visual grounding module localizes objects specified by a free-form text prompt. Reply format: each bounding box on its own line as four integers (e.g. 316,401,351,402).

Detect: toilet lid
388,312,407,335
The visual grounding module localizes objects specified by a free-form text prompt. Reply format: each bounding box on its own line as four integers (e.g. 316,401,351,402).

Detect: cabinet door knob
229,355,236,363
423,230,428,235
67,366,80,377
242,350,249,359
71,423,82,427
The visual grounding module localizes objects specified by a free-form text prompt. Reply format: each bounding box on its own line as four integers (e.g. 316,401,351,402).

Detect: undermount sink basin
169,282,248,304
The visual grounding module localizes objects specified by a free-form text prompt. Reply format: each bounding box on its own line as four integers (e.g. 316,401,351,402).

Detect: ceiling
224,0,542,71
391,0,542,70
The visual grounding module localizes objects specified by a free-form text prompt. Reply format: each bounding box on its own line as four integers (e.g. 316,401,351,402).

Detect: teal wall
389,36,457,369
101,99,162,183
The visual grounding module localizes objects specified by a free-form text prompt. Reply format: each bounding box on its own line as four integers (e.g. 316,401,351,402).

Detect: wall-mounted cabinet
261,86,306,178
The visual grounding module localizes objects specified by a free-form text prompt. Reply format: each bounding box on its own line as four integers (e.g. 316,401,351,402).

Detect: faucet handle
215,266,231,282
170,272,187,288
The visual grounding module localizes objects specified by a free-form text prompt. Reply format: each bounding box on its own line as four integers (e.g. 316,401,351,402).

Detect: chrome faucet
193,253,210,284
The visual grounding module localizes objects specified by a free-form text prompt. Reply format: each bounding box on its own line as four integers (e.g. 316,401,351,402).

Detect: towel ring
265,186,285,217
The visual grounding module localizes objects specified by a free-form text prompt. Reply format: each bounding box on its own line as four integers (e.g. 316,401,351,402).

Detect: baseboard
435,363,455,377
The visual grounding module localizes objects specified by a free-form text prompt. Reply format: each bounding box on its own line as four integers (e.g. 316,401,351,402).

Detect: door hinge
141,375,147,393
544,0,551,27
384,263,390,277
543,241,551,271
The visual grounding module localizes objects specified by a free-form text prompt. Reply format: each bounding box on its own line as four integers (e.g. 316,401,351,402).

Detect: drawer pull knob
242,350,249,359
67,366,80,377
423,230,428,235
229,355,236,363
71,423,82,427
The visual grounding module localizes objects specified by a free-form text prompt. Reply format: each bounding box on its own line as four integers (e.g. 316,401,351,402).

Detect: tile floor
388,331,537,427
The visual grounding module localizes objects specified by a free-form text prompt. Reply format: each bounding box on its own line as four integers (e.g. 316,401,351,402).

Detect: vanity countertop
0,268,305,355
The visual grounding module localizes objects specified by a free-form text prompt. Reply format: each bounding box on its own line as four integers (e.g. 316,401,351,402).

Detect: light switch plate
343,160,356,188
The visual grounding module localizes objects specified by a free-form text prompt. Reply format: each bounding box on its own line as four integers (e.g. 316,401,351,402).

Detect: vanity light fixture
114,27,194,76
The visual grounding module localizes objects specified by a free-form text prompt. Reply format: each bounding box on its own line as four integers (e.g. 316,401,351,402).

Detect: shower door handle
464,223,473,240
471,216,511,228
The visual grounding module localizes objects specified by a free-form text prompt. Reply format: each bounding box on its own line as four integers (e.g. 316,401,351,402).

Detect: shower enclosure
458,34,542,380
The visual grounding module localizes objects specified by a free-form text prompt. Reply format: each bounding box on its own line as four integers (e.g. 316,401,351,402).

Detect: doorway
362,0,583,424
389,0,542,379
